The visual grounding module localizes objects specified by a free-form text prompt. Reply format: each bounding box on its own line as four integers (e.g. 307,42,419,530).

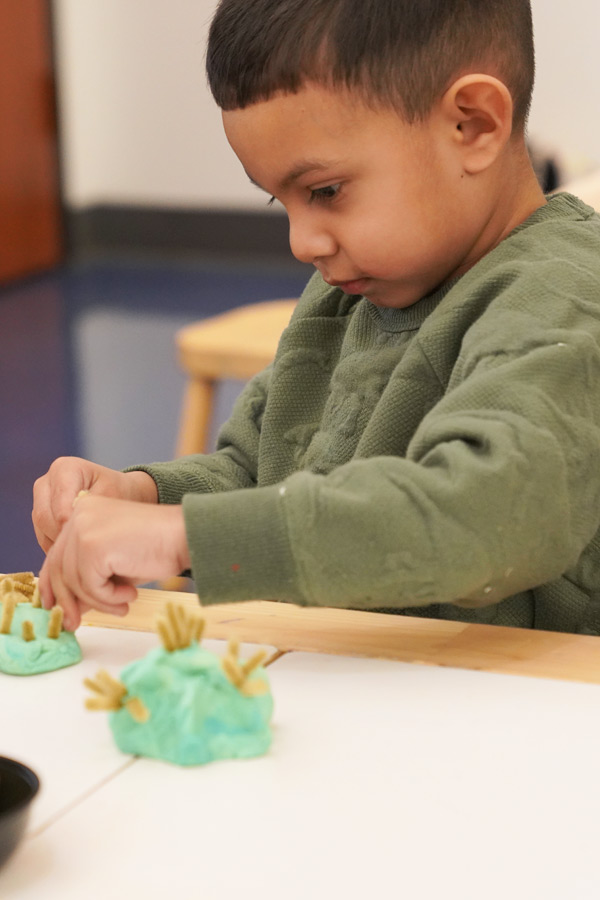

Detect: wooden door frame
0,0,64,285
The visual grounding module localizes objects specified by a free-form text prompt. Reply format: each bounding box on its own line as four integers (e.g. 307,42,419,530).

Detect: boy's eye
309,183,341,204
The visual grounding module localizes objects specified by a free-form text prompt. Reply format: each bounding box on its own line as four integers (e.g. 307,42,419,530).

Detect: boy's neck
455,142,547,280
500,140,548,229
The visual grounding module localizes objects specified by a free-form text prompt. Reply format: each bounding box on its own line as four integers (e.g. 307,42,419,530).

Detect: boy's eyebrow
246,159,340,193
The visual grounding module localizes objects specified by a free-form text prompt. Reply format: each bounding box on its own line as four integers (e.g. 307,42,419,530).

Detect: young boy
33,0,600,635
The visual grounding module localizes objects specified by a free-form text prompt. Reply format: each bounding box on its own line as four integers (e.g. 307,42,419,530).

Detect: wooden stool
175,298,297,456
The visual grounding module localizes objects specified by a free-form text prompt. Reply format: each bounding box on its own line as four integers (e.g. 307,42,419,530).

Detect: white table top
2,624,600,899
0,626,157,833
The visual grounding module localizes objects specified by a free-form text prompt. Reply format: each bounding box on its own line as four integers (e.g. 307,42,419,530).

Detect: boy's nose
288,216,337,265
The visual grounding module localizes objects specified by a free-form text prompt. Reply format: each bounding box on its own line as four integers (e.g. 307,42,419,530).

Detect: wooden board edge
80,588,600,686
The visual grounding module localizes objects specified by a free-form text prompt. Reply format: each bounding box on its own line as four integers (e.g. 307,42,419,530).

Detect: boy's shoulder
479,192,600,280
434,193,600,367
446,193,600,318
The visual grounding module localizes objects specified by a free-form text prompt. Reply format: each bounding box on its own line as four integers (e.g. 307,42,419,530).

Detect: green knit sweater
135,194,600,633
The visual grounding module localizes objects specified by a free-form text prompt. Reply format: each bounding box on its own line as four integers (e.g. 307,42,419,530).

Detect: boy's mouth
326,277,370,295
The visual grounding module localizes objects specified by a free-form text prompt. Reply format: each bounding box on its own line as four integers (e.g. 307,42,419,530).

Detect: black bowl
0,757,40,868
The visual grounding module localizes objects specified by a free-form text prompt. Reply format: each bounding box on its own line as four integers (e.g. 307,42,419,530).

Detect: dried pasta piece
84,668,148,722
47,607,64,639
0,596,17,634
84,669,128,711
8,572,35,586
221,640,268,696
0,573,36,602
156,601,205,652
125,696,150,723
31,585,42,608
21,621,35,642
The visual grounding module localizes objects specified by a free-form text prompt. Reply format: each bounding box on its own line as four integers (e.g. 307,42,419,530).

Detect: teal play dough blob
110,643,273,766
0,604,82,675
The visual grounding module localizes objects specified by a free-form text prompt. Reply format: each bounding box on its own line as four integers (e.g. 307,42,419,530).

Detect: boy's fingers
32,478,57,551
37,564,54,611
76,597,131,620
46,573,81,632
39,533,84,630
50,471,87,529
38,570,131,627
60,527,137,621
77,578,137,616
71,578,136,616
33,461,88,550
33,525,53,555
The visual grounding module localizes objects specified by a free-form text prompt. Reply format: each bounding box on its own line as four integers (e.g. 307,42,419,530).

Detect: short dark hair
206,0,535,129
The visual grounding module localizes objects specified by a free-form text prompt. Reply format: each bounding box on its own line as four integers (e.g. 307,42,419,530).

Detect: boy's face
223,83,495,308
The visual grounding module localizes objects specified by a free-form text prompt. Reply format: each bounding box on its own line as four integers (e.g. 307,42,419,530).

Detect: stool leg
163,377,215,591
176,377,215,456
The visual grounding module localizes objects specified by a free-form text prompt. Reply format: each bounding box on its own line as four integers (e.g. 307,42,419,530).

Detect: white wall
53,0,257,209
53,0,600,209
530,0,600,176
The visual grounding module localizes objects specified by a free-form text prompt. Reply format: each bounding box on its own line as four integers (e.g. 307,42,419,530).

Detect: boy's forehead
222,83,420,181
222,82,406,138
224,85,346,130
222,87,355,185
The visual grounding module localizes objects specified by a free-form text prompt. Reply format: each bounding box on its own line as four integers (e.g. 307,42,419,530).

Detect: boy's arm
35,366,273,628
126,365,272,502
181,325,600,613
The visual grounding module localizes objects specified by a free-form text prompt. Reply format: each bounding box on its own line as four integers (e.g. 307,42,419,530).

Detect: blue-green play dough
0,604,82,675
110,643,273,766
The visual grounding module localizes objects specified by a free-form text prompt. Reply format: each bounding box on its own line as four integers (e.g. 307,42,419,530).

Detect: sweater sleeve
182,318,600,610
127,365,271,504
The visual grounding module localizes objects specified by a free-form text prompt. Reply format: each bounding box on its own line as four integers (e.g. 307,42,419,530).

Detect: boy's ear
441,74,514,174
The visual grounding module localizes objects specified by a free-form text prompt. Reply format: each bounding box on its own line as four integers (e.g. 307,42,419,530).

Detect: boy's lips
326,277,370,295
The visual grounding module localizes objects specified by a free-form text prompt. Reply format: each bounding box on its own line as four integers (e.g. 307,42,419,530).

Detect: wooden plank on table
81,587,600,685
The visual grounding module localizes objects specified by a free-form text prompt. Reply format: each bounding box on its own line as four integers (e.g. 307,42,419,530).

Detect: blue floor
0,255,310,573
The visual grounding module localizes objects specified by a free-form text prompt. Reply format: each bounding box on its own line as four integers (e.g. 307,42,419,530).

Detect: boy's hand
38,494,191,631
32,456,158,553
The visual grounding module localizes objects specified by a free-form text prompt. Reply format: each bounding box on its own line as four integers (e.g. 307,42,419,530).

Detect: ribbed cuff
124,462,219,504
182,485,305,606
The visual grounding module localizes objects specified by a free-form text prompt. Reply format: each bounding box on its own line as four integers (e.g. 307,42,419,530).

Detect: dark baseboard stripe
66,205,294,260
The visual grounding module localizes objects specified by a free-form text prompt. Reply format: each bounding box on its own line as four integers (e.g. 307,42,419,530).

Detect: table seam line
26,756,138,839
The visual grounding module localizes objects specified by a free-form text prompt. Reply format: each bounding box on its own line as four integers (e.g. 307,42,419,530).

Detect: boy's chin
364,287,423,309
